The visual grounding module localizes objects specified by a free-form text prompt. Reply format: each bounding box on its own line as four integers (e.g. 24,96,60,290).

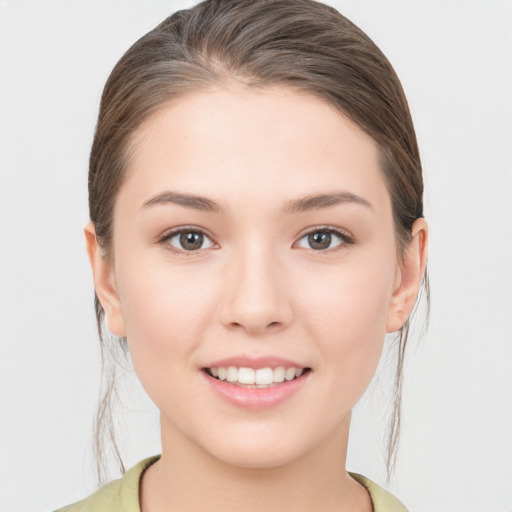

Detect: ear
84,221,127,337
386,218,429,333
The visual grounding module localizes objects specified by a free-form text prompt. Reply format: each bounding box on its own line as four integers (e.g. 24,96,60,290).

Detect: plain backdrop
0,1,511,511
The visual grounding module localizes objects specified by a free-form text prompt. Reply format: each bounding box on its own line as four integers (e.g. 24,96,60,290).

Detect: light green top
56,455,408,512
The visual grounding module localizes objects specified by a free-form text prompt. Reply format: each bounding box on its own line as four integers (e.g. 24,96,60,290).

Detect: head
85,0,428,481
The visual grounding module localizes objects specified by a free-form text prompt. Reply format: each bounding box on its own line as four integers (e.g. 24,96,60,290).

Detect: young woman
57,0,428,510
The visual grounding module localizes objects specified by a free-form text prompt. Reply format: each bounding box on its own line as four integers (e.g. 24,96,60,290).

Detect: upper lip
204,356,308,370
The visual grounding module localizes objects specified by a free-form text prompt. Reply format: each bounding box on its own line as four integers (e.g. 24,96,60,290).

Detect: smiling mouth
203,366,311,388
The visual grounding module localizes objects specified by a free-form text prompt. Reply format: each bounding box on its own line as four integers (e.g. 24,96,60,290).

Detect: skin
85,85,428,512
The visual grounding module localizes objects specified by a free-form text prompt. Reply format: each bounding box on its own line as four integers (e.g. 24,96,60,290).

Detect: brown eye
296,228,348,251
166,230,214,252
308,232,332,250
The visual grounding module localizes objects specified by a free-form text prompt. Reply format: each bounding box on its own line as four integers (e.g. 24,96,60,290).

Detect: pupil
309,232,331,250
180,232,203,250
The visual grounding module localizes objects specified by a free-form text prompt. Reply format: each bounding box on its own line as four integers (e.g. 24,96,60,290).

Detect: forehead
120,85,390,215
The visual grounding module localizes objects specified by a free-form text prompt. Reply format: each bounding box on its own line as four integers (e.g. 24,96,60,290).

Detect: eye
295,227,352,251
164,229,214,252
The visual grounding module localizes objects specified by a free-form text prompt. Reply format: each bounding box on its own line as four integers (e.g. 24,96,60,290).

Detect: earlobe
84,221,127,337
386,218,428,333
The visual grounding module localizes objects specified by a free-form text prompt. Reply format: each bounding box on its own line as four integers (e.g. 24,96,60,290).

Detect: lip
204,356,306,370
200,363,311,411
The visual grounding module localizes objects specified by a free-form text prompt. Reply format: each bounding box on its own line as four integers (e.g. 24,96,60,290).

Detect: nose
219,240,293,336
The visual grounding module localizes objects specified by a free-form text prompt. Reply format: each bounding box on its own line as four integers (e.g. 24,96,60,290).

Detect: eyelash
158,225,354,255
296,226,354,252
159,226,216,256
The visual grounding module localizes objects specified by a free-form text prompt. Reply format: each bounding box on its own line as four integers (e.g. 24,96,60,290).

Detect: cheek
293,252,396,381
115,255,217,370
297,258,394,337
115,257,225,417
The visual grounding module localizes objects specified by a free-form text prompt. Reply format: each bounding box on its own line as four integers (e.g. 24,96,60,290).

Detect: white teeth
226,366,238,382
274,366,285,383
285,367,296,381
208,365,306,385
255,368,274,385
238,367,255,385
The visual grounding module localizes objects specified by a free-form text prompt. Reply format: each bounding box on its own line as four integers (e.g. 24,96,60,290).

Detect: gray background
0,1,511,510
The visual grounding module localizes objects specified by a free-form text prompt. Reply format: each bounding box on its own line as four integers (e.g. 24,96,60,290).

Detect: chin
211,443,301,470
194,422,315,470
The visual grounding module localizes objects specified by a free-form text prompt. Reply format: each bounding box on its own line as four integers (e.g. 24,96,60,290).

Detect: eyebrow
141,191,223,213
284,191,372,213
141,190,372,214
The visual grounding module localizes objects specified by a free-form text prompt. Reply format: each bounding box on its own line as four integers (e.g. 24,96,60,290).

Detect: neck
140,414,372,512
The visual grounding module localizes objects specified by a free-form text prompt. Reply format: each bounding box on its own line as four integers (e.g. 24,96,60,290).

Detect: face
95,85,411,469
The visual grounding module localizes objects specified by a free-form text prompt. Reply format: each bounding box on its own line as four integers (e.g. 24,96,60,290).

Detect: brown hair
89,0,428,483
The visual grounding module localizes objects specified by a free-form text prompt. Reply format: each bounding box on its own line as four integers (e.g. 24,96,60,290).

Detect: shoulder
54,459,403,512
54,455,160,512
349,472,408,512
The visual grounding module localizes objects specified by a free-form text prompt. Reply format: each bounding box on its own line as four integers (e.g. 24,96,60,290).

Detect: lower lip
201,371,310,410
